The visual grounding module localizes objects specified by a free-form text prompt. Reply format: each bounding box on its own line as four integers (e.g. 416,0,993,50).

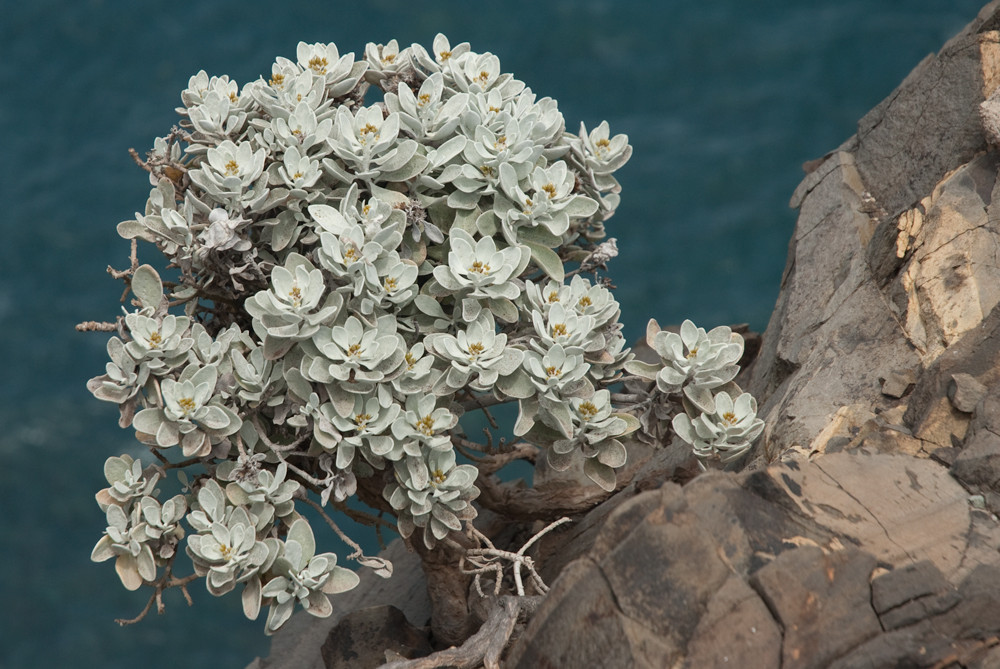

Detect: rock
831,564,1000,669
747,0,1000,460
751,547,880,669
948,372,988,412
869,560,959,631
320,605,431,669
508,453,1000,667
250,539,430,669
950,405,1000,495
682,575,782,668
981,83,1000,146
880,368,917,398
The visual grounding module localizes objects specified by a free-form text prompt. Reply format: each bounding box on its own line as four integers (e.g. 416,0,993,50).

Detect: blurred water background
0,1,986,667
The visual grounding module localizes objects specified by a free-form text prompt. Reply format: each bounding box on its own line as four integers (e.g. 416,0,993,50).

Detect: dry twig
115,572,197,626
377,595,542,669
461,517,570,597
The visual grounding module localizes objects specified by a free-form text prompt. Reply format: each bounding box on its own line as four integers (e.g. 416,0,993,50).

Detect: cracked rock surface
508,454,1000,668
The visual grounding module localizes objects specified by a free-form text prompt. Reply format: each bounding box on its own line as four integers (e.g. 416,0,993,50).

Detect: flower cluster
625,319,764,466
86,34,760,637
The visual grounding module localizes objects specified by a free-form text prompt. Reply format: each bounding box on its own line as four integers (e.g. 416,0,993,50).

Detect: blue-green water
0,1,983,666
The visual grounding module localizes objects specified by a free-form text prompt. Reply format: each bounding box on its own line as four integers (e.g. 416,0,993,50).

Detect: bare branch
150,450,207,470
299,494,367,558
459,392,515,413
461,517,570,597
114,571,197,626
115,591,158,626
475,442,539,476
476,474,613,521
377,595,542,669
128,147,152,173
251,416,310,452
329,500,397,532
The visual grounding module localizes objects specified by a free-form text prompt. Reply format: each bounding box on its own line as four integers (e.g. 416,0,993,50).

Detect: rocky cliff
249,2,1000,667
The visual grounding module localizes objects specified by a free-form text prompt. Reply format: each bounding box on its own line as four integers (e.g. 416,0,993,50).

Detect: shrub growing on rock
83,33,763,657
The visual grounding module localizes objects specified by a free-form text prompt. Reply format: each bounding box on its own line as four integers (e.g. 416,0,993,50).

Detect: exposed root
377,595,543,669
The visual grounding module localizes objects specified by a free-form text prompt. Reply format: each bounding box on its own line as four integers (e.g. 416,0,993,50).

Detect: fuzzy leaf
496,368,535,399
117,219,153,241
115,554,144,591
357,555,393,579
90,535,116,563
547,447,574,471
488,297,518,324
131,265,163,310
539,394,574,438
583,458,617,492
322,565,361,594
514,398,538,437
103,456,130,485
516,225,562,248
523,241,564,282
131,408,163,435
612,413,641,437
242,575,262,621
597,438,627,468
475,210,498,237
414,294,447,319
283,366,312,402
225,482,251,507
623,360,661,381
262,336,295,361
266,598,294,634
646,318,661,346
286,519,315,567
683,384,716,414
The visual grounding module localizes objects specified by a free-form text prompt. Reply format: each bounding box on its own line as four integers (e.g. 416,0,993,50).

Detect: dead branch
377,595,543,669
114,572,198,626
476,474,614,522
461,517,570,597
474,442,539,476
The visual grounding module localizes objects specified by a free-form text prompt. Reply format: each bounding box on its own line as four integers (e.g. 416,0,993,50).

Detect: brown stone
751,546,880,669
505,559,663,669
951,427,1000,492
683,575,782,669
870,561,960,631
512,453,1000,667
880,368,917,398
320,605,431,669
949,372,989,412
747,2,1000,463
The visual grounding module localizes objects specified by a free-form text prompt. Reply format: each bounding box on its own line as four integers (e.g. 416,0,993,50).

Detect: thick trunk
409,537,476,647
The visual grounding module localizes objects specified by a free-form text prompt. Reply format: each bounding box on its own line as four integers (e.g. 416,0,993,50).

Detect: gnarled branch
377,595,542,669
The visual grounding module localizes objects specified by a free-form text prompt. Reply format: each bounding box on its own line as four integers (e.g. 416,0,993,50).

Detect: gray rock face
247,540,429,669
748,0,1000,462
506,454,1000,668
321,606,432,669
247,3,1000,667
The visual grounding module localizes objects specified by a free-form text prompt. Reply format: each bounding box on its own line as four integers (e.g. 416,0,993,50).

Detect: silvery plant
84,33,763,643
